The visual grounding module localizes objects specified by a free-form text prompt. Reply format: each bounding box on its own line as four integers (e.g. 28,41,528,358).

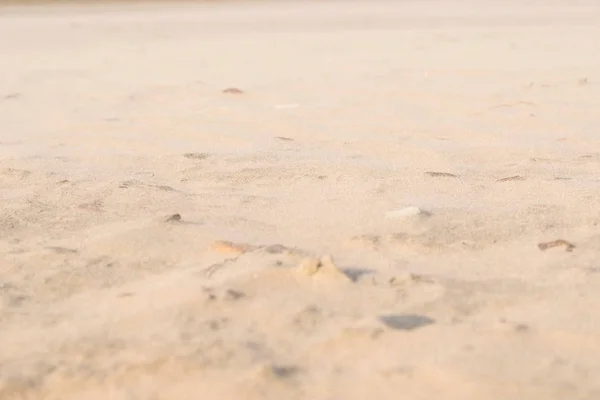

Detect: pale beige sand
1,1,600,399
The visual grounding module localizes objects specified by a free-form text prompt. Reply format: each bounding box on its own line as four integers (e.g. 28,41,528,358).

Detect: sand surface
1,1,600,398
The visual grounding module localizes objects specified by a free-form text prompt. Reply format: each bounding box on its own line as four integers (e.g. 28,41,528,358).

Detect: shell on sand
385,207,430,219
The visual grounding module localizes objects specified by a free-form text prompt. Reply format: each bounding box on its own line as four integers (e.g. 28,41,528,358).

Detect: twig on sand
497,175,525,182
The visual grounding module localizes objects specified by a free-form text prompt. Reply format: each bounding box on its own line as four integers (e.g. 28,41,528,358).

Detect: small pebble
222,87,244,94
385,207,430,219
165,214,181,222
379,314,435,331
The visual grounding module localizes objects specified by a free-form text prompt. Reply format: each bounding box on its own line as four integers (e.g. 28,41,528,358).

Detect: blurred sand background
1,0,600,399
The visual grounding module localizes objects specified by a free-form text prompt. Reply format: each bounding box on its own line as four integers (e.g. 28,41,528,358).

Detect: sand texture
1,1,600,399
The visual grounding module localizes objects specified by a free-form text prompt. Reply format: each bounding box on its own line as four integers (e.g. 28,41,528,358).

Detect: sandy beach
1,0,600,398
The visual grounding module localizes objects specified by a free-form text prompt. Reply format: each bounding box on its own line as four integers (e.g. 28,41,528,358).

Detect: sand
1,0,600,398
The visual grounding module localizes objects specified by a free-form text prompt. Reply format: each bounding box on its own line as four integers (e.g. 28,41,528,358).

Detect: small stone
385,207,430,219
222,87,244,94
257,364,300,380
262,244,297,255
379,314,435,331
165,213,182,222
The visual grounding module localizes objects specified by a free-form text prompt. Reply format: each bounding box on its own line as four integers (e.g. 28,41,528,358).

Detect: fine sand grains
1,1,600,399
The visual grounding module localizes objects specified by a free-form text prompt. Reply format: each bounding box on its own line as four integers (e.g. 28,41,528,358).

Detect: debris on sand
222,87,244,94
497,175,525,182
385,206,431,219
424,171,458,178
538,239,575,252
165,213,182,222
183,152,210,160
379,314,435,331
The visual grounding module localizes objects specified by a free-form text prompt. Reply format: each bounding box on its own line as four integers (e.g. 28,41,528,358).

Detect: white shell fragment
385,207,430,219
